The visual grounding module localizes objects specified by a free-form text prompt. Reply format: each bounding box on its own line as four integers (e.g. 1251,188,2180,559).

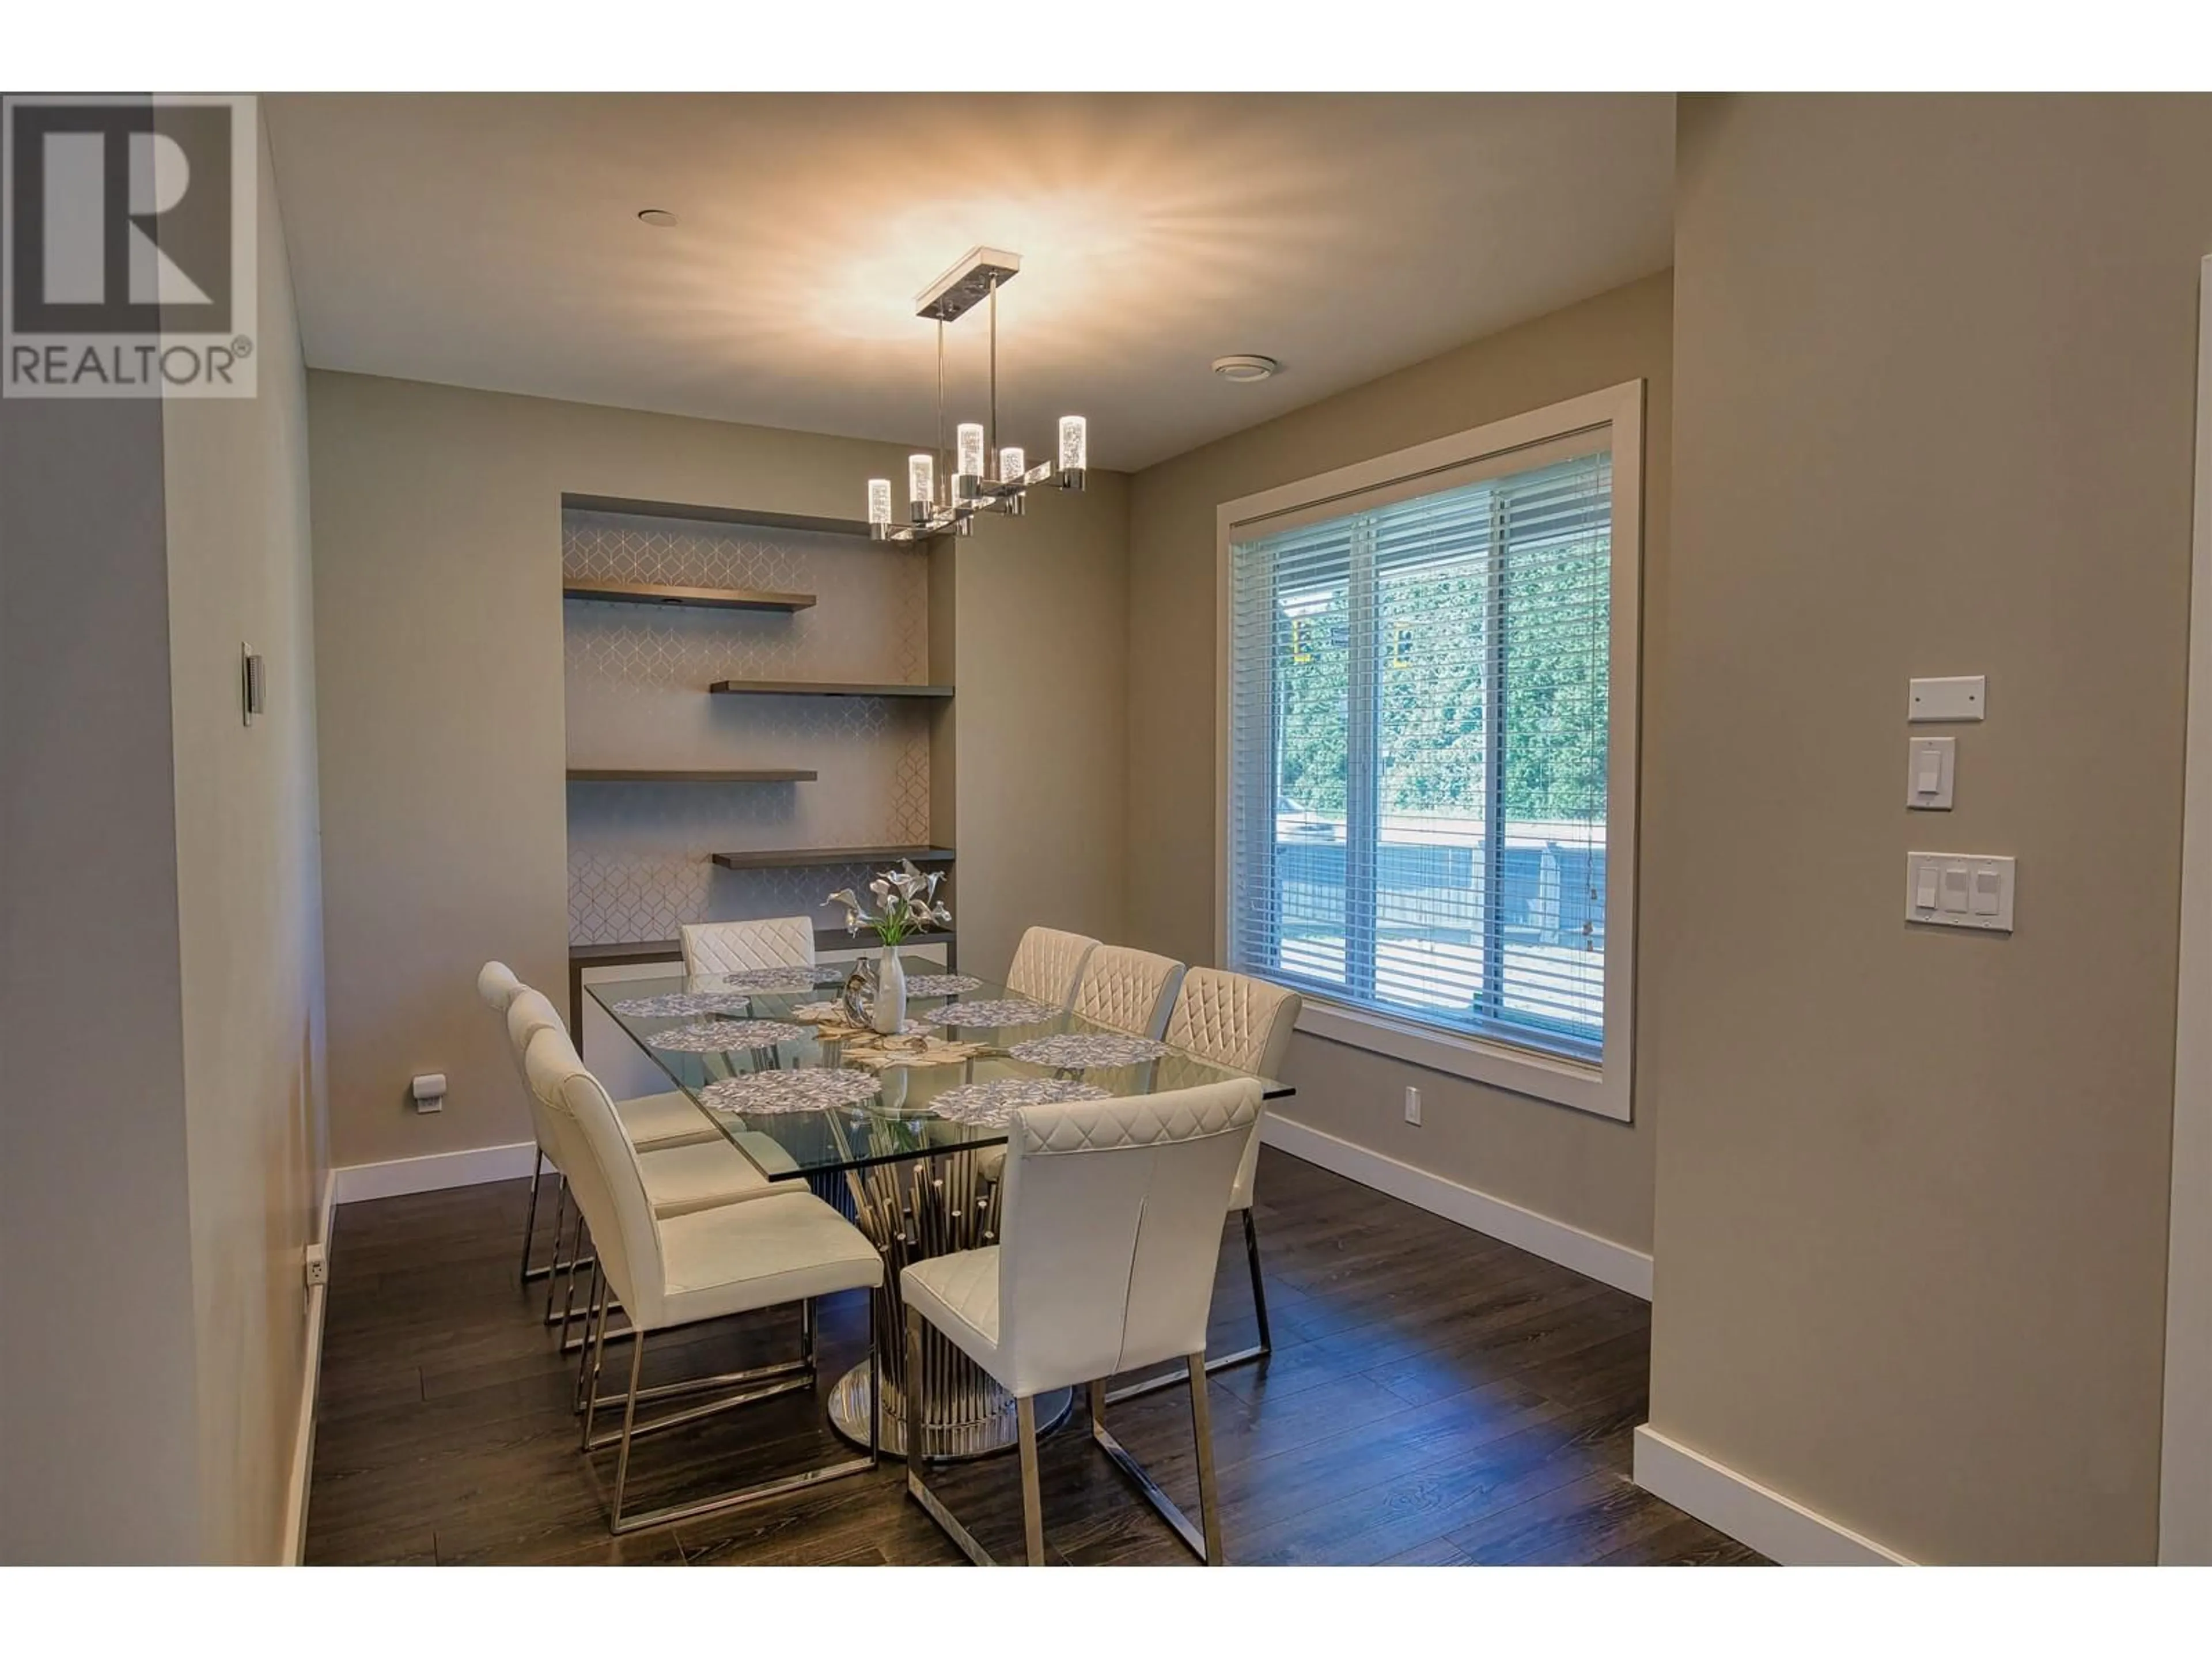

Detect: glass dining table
589,963,1293,1462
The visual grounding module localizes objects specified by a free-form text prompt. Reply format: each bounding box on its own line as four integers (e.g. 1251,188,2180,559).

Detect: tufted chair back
1164,969,1301,1210
995,1080,1260,1397
1004,926,1100,1009
522,1022,672,1331
478,960,524,1013
680,915,816,979
1070,945,1185,1040
503,989,571,1168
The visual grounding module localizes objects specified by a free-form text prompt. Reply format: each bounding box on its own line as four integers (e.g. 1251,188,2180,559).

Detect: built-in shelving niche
560,494,956,953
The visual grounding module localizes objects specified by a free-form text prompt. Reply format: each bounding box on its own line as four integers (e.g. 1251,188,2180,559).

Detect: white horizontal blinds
1227,444,1613,1063
1228,515,1357,993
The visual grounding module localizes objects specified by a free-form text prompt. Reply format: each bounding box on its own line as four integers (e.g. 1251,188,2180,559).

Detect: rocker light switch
1907,737,1956,809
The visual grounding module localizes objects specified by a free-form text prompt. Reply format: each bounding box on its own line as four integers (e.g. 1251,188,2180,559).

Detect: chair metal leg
571,1259,599,1411
596,1297,878,1536
1186,1349,1226,1566
579,1272,612,1446
1107,1209,1272,1404
608,1329,648,1527
540,1182,600,1326
1243,1207,1273,1358
904,1306,999,1566
1017,1396,1046,1566
540,1180,570,1323
518,1149,547,1286
1090,1365,1210,1560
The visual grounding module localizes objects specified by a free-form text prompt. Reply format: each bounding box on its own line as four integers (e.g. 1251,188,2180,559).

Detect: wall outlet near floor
1404,1085,1422,1126
411,1071,446,1113
304,1244,328,1288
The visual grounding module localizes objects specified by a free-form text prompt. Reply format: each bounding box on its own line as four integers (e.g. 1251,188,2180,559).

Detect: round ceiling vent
636,208,679,228
1212,354,1281,382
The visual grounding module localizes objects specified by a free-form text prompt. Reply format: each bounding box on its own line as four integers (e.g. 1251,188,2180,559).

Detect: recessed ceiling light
1213,354,1280,382
636,209,679,228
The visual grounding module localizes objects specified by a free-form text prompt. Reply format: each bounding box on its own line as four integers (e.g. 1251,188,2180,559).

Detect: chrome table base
826,1363,1070,1461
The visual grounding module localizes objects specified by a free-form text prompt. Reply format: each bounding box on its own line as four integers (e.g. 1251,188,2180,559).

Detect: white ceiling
265,94,1673,473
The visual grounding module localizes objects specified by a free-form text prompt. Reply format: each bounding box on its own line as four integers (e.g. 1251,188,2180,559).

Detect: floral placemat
904,974,983,998
928,997,1059,1030
609,990,756,1019
719,967,845,991
698,1069,881,1115
1009,1032,1170,1070
926,1075,1111,1128
649,1018,809,1052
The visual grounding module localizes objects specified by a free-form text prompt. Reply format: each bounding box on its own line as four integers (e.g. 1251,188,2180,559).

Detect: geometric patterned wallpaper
563,509,936,945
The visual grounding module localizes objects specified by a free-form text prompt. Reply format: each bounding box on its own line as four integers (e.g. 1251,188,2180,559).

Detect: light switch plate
1906,851,2014,931
1909,675,1986,722
1906,736,1956,809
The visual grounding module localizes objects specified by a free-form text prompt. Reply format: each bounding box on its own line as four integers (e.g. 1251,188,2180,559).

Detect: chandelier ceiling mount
866,246,1087,543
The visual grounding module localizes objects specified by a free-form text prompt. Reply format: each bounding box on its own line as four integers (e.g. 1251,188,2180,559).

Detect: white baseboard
329,1139,539,1205
1259,1113,1653,1300
282,1168,336,1566
1633,1425,1915,1566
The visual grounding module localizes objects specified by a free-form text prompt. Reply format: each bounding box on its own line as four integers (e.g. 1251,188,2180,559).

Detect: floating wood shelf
563,492,912,543
709,679,954,700
568,768,817,783
562,578,816,612
710,844,956,872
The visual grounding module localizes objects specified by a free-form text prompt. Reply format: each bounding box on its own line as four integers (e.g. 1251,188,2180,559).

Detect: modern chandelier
865,247,1087,541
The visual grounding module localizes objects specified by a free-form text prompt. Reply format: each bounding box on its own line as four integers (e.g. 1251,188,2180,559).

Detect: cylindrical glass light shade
1058,415,1088,473
956,422,986,480
866,478,893,527
997,446,1025,484
907,454,934,508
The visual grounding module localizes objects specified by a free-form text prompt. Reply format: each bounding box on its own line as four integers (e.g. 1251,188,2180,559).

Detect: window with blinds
1226,442,1615,1065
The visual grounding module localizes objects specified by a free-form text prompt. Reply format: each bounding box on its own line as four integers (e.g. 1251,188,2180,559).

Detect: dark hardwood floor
305,1149,1767,1566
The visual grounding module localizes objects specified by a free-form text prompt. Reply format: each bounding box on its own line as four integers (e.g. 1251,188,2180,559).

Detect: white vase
873,946,907,1035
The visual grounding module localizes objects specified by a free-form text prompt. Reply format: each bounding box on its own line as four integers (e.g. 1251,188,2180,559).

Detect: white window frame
1214,381,1643,1122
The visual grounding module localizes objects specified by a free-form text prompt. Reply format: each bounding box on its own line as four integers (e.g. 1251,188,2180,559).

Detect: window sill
1291,996,1630,1122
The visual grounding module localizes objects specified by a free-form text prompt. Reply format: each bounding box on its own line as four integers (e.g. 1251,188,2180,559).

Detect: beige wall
1126,273,1672,1253
0,114,324,1563
0,351,205,1568
160,119,328,1563
306,374,1127,1167
1647,94,2210,1564
949,482,1130,979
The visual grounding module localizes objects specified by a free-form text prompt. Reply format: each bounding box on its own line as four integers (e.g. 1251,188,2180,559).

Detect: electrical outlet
1404,1085,1422,1126
304,1244,328,1289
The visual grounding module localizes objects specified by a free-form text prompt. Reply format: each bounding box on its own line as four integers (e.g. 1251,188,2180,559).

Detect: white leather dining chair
1069,944,1186,1040
522,1022,884,1533
1004,925,1100,1010
1111,968,1302,1402
902,1078,1263,1566
502,986,804,1353
480,961,723,1288
679,915,816,979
